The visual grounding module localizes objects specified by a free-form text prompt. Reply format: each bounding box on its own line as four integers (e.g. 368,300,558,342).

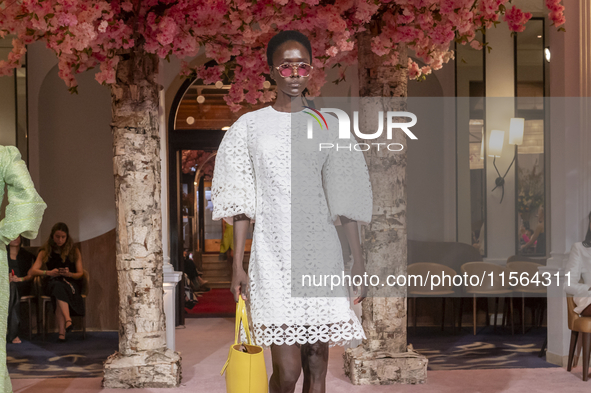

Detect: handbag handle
221,296,253,376
234,296,253,345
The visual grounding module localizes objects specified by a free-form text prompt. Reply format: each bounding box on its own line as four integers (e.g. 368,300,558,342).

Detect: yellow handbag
220,296,268,393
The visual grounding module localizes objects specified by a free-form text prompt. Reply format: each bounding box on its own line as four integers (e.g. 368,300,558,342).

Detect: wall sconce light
488,130,504,158
544,47,551,63
489,118,524,203
480,129,485,160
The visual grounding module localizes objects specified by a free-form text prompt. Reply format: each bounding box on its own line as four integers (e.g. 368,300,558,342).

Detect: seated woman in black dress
6,235,35,344
29,223,84,342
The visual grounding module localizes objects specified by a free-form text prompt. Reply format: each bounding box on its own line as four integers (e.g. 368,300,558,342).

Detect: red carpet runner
185,288,235,317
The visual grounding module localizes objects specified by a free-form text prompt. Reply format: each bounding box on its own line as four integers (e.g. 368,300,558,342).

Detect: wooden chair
506,261,546,334
20,246,40,339
38,269,89,340
460,262,514,335
407,263,457,331
79,269,89,338
19,294,36,340
34,275,51,341
567,296,591,381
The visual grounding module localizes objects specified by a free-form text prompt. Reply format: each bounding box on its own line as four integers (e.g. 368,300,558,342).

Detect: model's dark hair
583,211,591,248
266,30,313,68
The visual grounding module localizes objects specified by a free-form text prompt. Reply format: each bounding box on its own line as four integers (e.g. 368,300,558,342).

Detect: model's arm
9,252,34,282
18,257,34,282
9,271,32,283
20,270,33,282
340,216,367,304
231,214,250,302
0,146,46,245
62,249,83,280
29,250,59,277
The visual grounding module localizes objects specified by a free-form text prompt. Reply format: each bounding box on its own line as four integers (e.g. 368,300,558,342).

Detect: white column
484,21,516,264
163,266,182,350
159,60,183,350
541,266,569,366
544,0,591,366
544,96,573,365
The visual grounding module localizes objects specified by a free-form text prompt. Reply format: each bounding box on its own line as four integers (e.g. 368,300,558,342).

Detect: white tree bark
102,50,181,388
343,29,427,385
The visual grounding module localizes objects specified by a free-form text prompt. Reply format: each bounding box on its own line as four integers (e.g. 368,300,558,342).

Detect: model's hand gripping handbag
221,296,268,393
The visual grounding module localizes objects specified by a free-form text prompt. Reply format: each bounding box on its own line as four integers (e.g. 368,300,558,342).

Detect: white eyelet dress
211,106,373,348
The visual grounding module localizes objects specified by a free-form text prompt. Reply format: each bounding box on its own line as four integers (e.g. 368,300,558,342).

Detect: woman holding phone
29,222,84,342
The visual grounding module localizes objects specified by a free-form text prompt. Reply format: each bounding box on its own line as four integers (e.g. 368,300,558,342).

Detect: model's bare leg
56,300,72,332
269,343,302,393
55,305,65,336
301,341,329,393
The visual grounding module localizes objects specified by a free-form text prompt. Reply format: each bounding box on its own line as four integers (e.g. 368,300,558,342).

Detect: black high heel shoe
58,333,66,343
65,320,73,333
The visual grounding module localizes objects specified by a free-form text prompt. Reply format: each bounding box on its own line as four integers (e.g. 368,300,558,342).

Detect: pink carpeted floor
11,318,591,393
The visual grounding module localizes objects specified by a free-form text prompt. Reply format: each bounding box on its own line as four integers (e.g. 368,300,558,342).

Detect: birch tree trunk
102,50,181,388
343,29,427,385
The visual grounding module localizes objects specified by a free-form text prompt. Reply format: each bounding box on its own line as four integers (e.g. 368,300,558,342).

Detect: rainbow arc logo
302,106,328,130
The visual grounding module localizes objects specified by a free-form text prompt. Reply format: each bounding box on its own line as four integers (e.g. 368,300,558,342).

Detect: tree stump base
343,345,427,385
102,348,182,388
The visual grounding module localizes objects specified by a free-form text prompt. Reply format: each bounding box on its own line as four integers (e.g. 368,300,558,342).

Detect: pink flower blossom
326,46,339,57
408,58,422,79
120,1,133,12
470,40,482,50
98,21,108,33
371,36,391,57
431,23,454,45
0,0,566,111
156,16,178,46
57,13,79,27
546,0,566,27
504,6,532,33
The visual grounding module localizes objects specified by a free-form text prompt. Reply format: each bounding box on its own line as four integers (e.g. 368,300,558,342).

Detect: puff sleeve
322,136,373,226
564,243,591,297
211,116,256,224
0,146,47,245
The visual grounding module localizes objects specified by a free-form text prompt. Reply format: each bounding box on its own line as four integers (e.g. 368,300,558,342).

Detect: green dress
0,146,46,392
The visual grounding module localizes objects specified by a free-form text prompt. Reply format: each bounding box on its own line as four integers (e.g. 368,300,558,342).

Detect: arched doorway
167,70,272,324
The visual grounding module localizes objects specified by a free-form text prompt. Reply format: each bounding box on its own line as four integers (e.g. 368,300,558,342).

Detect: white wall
407,70,447,242
35,62,115,243
27,47,197,246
